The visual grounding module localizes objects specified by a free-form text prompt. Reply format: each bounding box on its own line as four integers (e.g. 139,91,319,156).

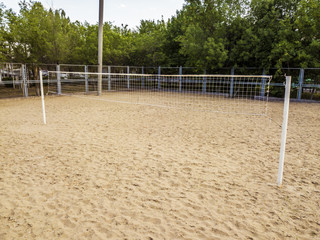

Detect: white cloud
120,4,126,8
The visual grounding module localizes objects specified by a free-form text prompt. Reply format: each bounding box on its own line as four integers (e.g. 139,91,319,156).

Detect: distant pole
297,68,304,101
203,69,207,94
261,69,266,97
179,66,182,92
84,65,88,93
141,66,145,88
108,66,111,91
98,0,104,95
158,66,161,89
230,67,235,97
57,64,61,95
127,66,130,89
22,64,28,97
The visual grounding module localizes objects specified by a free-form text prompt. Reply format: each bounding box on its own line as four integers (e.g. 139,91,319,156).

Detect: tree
294,0,320,67
17,0,50,63
0,2,6,61
162,12,185,66
102,23,133,65
177,0,235,71
0,0,319,72
131,19,168,66
248,0,301,70
46,8,73,64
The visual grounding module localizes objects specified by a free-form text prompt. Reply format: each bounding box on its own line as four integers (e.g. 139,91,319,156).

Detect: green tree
3,7,25,62
17,0,50,63
103,23,133,65
0,0,319,71
0,2,6,61
162,12,185,66
131,19,168,66
178,0,237,71
46,8,73,63
248,0,300,70
294,0,320,67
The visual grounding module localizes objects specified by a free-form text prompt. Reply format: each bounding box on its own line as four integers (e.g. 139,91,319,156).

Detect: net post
84,65,88,93
261,69,266,97
277,76,291,186
108,66,111,91
230,67,234,97
39,71,47,124
141,66,144,88
202,69,207,93
56,64,61,95
158,66,161,89
179,66,182,92
22,64,28,97
297,68,304,100
127,66,130,89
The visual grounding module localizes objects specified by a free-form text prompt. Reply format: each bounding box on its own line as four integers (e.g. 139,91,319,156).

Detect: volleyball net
45,71,272,116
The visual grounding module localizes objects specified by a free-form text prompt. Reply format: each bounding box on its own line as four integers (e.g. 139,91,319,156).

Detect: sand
0,94,319,239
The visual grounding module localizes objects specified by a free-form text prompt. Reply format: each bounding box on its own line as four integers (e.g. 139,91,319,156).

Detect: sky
1,0,185,29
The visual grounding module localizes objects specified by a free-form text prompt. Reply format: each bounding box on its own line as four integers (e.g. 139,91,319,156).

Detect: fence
0,63,319,101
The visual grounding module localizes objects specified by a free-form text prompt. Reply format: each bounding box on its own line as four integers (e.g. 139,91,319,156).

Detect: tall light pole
98,0,104,95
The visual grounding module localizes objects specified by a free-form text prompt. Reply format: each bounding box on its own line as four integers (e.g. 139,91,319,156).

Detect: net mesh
47,71,272,115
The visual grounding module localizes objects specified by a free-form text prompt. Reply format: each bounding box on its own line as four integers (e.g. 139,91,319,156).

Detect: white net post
277,76,291,186
39,71,47,124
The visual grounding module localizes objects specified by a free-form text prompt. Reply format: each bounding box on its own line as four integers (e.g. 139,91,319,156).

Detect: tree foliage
0,0,319,71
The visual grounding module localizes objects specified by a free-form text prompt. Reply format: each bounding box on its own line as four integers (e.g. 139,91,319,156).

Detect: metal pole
203,69,207,94
97,0,104,95
261,69,266,97
158,66,161,89
127,66,130,89
84,65,88,93
179,66,182,92
11,63,15,89
141,66,144,88
108,66,111,91
297,68,304,100
230,67,235,97
57,64,61,95
39,71,47,124
22,64,28,97
277,76,291,186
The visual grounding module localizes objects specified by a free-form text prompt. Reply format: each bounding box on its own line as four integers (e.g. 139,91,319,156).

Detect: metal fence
1,63,319,101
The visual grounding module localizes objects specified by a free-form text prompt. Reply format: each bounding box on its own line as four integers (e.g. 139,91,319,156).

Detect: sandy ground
0,94,319,239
